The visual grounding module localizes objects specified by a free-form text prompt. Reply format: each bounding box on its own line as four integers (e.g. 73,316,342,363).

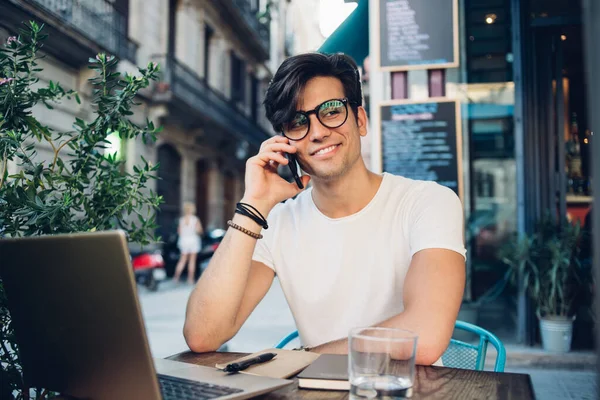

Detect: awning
467,104,514,119
318,0,369,66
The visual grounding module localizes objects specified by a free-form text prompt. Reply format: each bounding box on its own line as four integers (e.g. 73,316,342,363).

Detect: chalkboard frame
378,98,464,201
374,0,460,71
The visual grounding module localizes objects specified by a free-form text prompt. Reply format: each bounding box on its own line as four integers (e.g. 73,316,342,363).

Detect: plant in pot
499,213,584,353
0,22,162,398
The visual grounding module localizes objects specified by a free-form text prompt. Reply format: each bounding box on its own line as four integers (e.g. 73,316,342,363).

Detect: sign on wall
380,99,463,199
375,0,459,71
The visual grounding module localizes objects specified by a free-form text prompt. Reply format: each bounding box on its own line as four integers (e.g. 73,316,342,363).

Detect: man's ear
356,106,368,137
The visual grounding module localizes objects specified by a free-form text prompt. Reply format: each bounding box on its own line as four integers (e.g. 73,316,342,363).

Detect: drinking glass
348,327,418,399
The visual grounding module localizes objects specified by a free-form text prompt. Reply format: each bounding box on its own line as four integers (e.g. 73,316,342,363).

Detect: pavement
137,278,597,399
137,277,298,358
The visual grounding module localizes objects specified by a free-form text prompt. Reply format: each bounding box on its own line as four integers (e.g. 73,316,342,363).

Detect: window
230,52,246,103
465,0,512,83
251,74,259,121
204,24,214,81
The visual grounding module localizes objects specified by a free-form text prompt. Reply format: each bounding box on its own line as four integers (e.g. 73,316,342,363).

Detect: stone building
1,0,292,243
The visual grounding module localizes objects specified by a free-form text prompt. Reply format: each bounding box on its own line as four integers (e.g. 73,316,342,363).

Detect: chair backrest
274,330,299,349
274,320,506,372
442,320,506,372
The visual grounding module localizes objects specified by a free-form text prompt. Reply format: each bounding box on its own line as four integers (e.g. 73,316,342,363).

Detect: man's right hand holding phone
240,136,311,218
184,136,309,352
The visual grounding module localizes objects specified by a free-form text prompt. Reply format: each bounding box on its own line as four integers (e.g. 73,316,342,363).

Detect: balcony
0,0,137,67
154,56,271,147
232,0,270,51
213,0,270,61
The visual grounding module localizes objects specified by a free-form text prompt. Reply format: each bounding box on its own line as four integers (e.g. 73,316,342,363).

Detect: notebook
296,354,350,390
215,348,320,379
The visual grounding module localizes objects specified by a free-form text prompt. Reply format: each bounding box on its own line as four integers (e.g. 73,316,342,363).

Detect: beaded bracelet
227,220,263,239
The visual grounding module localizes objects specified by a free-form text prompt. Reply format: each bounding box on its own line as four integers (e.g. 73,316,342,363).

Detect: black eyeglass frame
280,98,356,141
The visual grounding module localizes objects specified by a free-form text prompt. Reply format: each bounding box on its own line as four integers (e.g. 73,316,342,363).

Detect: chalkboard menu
380,99,462,198
376,0,459,71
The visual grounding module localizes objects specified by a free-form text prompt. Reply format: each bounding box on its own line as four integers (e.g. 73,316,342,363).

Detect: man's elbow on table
415,336,450,366
183,321,225,353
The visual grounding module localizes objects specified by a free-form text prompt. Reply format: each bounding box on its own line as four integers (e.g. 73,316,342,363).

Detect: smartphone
284,152,304,189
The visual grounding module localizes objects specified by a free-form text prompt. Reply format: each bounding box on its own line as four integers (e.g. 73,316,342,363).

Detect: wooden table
167,351,536,399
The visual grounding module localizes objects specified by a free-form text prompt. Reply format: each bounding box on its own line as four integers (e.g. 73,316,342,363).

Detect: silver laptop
0,231,291,400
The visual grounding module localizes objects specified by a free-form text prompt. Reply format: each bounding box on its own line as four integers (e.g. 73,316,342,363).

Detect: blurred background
0,0,596,398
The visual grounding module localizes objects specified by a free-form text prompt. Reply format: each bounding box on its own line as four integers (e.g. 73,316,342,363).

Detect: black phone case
285,153,304,189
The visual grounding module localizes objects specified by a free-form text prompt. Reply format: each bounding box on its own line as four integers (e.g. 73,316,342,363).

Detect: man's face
289,76,367,181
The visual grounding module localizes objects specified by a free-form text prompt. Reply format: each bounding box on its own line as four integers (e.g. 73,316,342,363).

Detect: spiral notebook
215,348,320,379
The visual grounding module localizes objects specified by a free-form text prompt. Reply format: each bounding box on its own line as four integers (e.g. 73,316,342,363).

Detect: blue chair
274,330,300,349
274,320,506,372
443,320,506,372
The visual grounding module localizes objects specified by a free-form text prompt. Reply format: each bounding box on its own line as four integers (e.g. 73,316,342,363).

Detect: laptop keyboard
158,374,244,399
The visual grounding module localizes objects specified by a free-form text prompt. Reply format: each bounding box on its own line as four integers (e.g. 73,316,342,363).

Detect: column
582,0,600,369
179,151,196,204
207,160,225,228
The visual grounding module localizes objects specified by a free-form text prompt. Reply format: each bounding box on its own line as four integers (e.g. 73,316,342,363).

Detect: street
138,278,298,358
138,279,597,399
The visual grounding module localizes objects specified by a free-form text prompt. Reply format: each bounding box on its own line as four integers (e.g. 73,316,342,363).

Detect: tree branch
51,136,76,172
41,131,56,154
95,172,142,230
0,156,7,191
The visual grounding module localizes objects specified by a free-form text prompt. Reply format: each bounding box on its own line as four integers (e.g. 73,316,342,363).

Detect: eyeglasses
281,98,352,141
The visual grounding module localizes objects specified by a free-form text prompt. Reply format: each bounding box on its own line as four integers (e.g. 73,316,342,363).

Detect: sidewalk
137,278,297,358
491,345,596,370
490,346,597,400
506,367,597,400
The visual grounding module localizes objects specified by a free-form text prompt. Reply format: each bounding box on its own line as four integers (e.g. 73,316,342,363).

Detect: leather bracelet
234,207,264,229
238,202,267,222
227,220,263,239
236,202,268,229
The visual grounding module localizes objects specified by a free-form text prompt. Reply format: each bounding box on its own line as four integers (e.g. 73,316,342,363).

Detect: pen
223,352,277,373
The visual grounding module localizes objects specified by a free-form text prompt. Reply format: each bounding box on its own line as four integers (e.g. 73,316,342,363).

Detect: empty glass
348,327,418,399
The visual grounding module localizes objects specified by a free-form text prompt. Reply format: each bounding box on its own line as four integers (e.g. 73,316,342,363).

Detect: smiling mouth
312,144,339,156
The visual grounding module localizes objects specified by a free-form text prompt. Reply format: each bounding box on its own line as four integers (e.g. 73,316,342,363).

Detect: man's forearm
183,212,264,351
310,338,347,354
308,313,411,355
307,311,449,365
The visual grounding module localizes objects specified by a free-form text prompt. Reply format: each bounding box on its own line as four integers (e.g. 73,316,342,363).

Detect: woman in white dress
173,202,203,284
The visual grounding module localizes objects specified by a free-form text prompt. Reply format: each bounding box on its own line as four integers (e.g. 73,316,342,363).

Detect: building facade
1,0,292,246
361,0,594,346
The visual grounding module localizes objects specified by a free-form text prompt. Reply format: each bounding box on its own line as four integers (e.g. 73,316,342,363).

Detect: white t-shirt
252,173,466,348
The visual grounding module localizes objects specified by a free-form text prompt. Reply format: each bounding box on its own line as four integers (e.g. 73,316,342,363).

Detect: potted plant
499,213,584,352
0,22,162,398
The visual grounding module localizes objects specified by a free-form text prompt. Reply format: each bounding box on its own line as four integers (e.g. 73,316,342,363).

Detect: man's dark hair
263,52,363,132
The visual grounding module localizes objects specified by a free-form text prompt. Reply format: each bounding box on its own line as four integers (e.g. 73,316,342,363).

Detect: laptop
0,231,292,400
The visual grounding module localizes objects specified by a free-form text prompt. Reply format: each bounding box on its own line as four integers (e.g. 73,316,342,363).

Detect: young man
184,53,466,365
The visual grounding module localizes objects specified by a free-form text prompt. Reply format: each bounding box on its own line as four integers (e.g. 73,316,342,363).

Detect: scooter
131,250,166,291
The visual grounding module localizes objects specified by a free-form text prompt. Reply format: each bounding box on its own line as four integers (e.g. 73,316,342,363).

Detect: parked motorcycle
162,228,226,279
131,250,166,291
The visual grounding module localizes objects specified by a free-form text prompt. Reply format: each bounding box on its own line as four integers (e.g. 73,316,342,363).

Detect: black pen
223,352,277,373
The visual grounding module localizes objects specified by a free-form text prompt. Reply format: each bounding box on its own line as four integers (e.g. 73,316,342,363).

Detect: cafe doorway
156,144,182,244
517,11,593,347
